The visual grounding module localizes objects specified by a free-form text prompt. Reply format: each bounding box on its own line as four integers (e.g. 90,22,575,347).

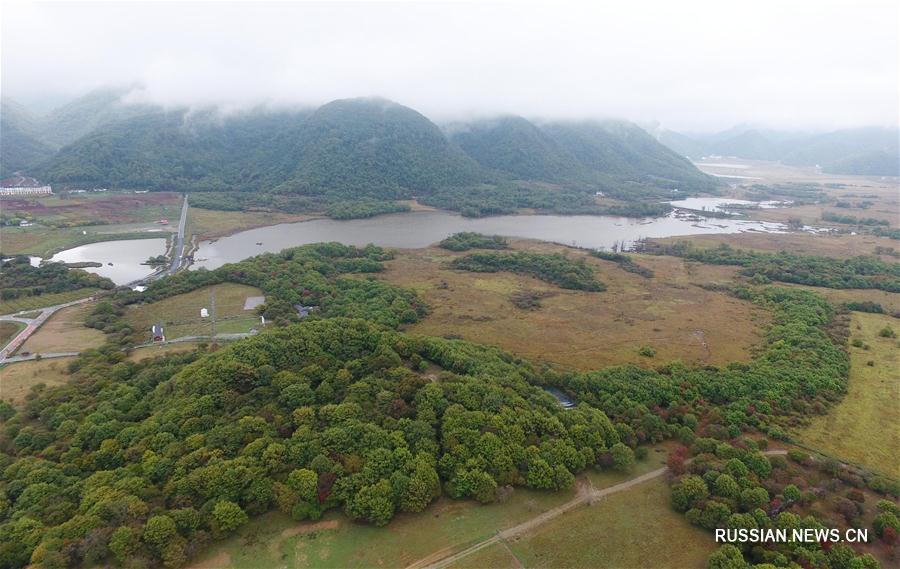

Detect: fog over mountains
654,125,900,176
0,89,717,200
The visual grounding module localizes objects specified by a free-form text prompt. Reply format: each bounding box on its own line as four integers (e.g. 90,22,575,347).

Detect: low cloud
2,1,897,132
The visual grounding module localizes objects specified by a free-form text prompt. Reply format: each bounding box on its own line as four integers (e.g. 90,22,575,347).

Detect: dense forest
0,257,114,301
1,233,894,569
0,318,627,568
646,242,900,292
2,282,891,569
449,251,606,291
670,440,892,569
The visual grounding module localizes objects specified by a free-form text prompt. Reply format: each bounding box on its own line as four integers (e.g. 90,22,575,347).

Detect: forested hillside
5,93,719,213
0,99,54,177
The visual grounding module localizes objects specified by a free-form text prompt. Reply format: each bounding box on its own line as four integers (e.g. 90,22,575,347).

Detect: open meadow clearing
0,288,99,314
125,283,264,342
0,357,76,405
126,342,203,362
793,311,900,476
1,191,181,226
504,477,715,569
20,303,105,353
188,207,317,239
383,242,768,370
191,449,673,569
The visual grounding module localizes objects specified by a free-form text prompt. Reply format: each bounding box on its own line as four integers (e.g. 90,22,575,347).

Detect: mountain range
655,124,899,176
1,89,716,202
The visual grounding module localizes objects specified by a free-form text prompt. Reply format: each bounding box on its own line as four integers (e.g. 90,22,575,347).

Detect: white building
0,185,53,196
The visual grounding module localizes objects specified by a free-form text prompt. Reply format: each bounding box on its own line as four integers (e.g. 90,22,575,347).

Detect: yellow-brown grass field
0,357,76,405
188,208,316,240
382,242,768,370
654,232,900,261
0,288,99,314
504,477,716,569
21,303,105,354
793,312,900,477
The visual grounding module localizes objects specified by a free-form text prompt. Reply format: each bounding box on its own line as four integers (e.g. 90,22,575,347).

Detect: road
407,450,788,569
167,194,189,275
0,296,95,362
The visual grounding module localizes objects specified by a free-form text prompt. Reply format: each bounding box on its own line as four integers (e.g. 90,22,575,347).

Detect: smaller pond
543,387,577,409
50,238,168,285
669,197,790,213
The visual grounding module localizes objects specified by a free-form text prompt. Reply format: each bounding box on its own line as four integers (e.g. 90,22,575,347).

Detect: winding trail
407,450,787,569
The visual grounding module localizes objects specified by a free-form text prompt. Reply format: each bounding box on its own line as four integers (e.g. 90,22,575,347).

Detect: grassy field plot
0,321,25,351
0,288,99,314
188,208,316,239
126,342,203,362
506,477,715,569
192,487,577,569
125,283,264,342
793,312,900,476
21,303,105,354
1,191,181,226
0,357,76,404
382,242,768,370
446,542,520,569
1,226,168,257
191,446,671,569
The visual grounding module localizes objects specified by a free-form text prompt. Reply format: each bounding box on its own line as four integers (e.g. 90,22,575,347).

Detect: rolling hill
34,97,717,201
0,98,55,177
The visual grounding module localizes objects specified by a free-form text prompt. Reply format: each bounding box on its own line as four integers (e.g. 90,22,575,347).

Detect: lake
192,210,786,270
50,238,168,285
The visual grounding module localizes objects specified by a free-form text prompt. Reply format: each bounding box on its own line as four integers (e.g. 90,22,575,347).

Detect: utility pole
210,287,217,340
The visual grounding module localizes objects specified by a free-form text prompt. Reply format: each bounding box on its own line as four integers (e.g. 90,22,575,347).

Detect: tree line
449,251,606,291
0,257,114,301
646,242,900,292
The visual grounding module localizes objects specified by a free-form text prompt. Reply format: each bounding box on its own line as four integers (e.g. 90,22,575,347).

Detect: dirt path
408,450,787,569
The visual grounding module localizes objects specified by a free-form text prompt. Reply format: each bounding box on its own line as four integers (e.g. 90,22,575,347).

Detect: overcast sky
2,0,898,132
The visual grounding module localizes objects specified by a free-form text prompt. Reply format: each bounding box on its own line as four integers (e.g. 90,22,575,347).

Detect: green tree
211,501,248,535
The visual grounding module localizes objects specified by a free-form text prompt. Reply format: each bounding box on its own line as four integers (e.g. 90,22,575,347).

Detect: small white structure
200,308,209,318
0,185,52,196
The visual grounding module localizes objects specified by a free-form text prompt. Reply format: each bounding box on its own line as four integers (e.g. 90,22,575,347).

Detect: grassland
20,303,105,354
126,342,203,362
793,312,900,477
382,242,768,370
504,477,714,569
190,487,577,569
188,208,316,239
0,321,25,351
1,191,181,226
0,288,99,314
652,232,900,262
0,357,76,404
125,283,264,342
189,443,678,569
1,226,169,257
